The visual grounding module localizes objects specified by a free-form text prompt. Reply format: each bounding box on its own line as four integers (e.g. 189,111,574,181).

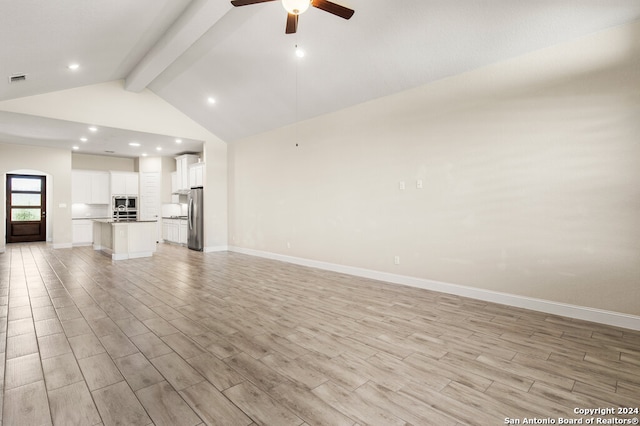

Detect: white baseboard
204,245,229,253
72,242,93,247
52,242,73,249
228,246,640,331
113,251,153,261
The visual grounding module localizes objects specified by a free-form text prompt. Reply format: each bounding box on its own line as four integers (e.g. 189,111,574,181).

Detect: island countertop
92,218,158,224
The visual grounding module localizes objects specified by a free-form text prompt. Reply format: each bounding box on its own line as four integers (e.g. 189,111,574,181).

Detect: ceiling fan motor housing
282,0,311,15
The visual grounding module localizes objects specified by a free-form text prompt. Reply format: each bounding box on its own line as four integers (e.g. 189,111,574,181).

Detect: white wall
0,142,73,250
229,21,640,317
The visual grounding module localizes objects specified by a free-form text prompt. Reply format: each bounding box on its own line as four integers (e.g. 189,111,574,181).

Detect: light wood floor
1,243,639,426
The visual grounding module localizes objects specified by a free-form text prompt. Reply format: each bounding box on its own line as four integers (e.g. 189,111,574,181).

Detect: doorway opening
5,174,47,243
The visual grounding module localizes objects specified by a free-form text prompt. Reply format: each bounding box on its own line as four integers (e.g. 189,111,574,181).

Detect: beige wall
160,156,176,203
0,142,72,250
229,22,640,316
72,153,136,172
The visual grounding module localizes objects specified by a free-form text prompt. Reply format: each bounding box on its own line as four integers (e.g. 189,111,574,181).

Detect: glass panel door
6,174,47,243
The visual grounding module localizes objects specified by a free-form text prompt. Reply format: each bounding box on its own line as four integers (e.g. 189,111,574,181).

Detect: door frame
3,170,52,246
6,174,47,243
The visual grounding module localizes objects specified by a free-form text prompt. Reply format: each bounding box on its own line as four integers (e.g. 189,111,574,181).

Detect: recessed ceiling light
156,147,162,151
68,63,80,71
207,97,216,105
129,142,140,147
142,153,148,157
88,126,97,132
80,137,88,142
72,146,79,150
295,46,305,58
175,139,182,144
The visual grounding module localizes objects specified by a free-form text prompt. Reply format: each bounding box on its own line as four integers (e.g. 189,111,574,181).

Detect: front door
6,174,47,243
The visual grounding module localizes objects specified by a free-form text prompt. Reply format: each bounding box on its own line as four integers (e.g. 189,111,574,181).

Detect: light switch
399,181,405,190
416,180,423,189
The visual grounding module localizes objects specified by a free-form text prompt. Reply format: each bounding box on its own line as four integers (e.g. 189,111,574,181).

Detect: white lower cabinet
162,221,169,242
72,220,93,245
162,219,187,245
179,220,187,245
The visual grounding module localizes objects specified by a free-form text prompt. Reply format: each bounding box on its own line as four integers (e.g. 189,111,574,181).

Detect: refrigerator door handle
188,198,194,230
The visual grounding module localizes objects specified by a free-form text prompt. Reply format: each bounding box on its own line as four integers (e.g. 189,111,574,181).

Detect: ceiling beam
125,0,232,92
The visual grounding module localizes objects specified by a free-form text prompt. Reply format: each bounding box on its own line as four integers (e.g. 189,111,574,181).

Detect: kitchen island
93,219,157,260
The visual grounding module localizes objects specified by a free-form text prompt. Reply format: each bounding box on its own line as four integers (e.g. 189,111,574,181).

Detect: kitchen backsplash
162,203,188,217
72,204,110,219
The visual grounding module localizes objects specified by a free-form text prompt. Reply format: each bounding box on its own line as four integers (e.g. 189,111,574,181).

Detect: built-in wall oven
112,196,137,221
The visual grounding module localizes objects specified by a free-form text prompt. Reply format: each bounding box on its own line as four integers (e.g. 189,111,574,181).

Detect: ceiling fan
230,0,354,34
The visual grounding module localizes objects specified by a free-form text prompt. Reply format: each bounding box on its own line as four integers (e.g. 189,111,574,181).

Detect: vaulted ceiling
1,0,640,154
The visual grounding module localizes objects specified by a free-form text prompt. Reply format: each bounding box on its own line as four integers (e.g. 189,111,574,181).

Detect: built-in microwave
113,196,137,210
113,196,137,221
113,196,127,210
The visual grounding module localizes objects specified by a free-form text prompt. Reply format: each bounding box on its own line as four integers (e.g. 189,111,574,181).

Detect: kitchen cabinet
72,219,93,245
175,154,199,191
171,172,178,194
92,172,110,204
161,220,168,241
163,219,179,243
162,218,187,245
110,172,139,196
179,220,188,244
188,162,205,188
72,172,90,204
72,171,110,204
170,171,180,203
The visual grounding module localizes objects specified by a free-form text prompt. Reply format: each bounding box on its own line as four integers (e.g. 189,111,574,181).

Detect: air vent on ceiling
104,150,115,154
9,74,27,83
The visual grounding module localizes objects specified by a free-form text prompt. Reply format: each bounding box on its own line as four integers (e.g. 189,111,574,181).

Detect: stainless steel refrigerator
187,187,203,251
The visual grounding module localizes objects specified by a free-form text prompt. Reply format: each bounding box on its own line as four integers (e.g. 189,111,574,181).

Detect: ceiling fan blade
231,0,277,6
285,13,298,34
311,0,354,19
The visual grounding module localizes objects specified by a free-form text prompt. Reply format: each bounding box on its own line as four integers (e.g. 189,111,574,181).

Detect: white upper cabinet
110,172,139,196
72,171,90,204
188,162,205,188
171,171,178,194
72,171,110,204
91,172,111,204
175,154,199,191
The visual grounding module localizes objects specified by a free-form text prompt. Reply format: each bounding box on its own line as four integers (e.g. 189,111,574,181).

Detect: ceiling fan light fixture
282,0,310,15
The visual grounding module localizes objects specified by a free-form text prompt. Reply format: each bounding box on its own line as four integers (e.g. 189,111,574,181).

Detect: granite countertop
93,219,158,224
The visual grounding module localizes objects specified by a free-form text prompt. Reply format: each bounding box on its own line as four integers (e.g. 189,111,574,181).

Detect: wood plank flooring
1,243,639,425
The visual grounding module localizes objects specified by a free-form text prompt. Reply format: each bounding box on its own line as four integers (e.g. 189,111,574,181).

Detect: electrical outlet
394,256,400,265
399,181,405,190
416,179,423,189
